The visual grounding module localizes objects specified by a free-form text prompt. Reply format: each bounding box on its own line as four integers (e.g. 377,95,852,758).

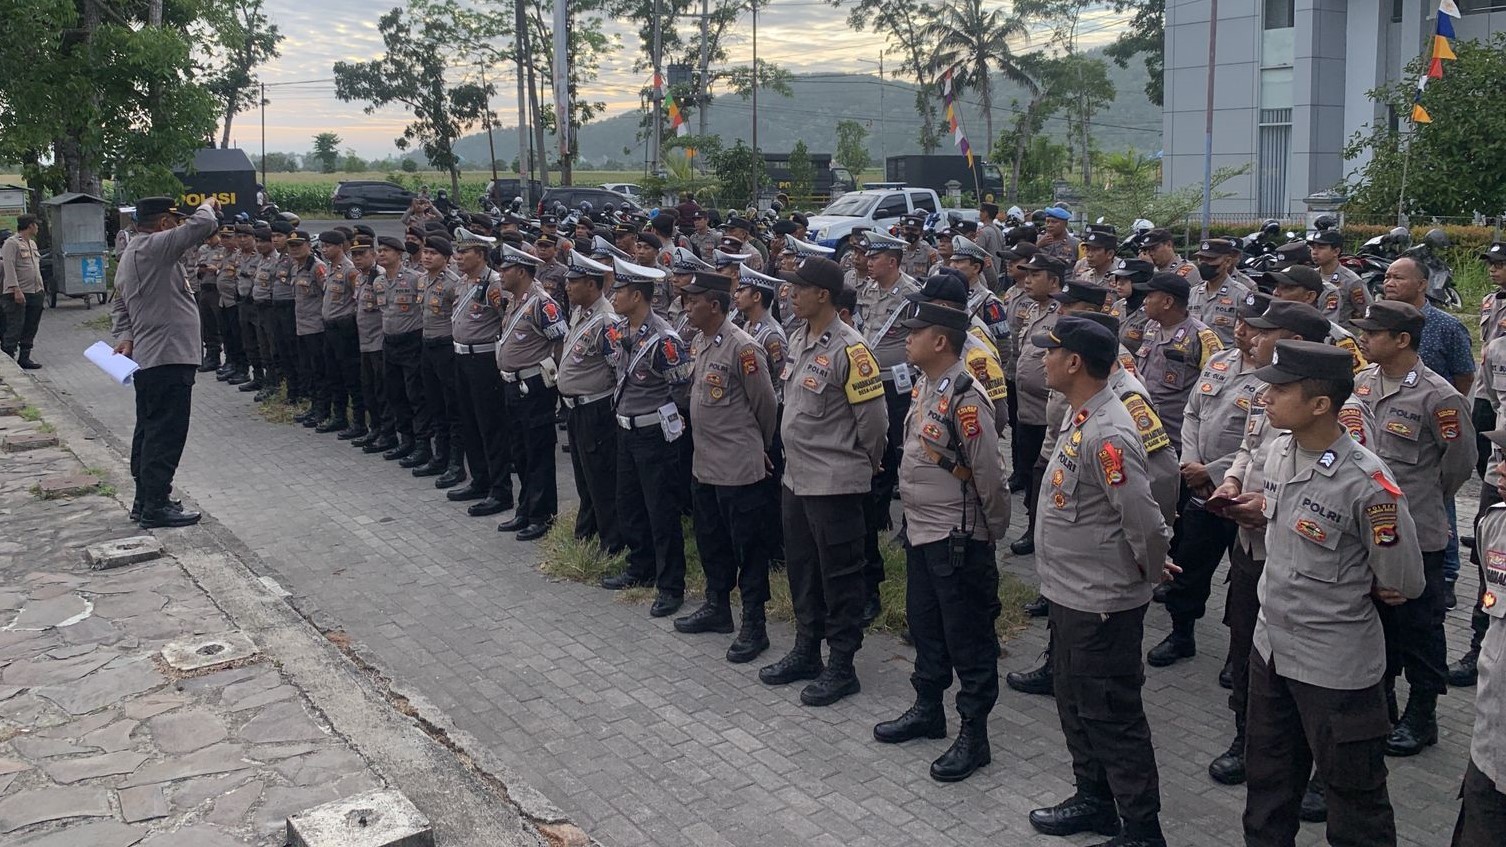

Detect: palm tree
920,0,1035,152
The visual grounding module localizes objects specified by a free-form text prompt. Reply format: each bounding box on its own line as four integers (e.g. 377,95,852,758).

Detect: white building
1162,0,1506,217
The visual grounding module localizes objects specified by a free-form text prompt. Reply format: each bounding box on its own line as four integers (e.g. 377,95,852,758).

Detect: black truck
884,155,1004,204
759,153,857,202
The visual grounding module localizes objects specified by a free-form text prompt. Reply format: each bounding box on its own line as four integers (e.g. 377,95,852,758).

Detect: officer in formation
1110,258,1154,355
1266,264,1367,371
191,225,225,374
1132,272,1223,453
1188,238,1252,347
1138,228,1203,290
1308,229,1370,333
1456,430,1506,845
315,230,367,442
1007,252,1066,555
1073,225,1118,288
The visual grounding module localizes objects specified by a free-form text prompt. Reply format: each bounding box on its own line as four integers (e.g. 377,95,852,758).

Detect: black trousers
252,301,277,383
238,297,262,371
1463,484,1503,659
1017,422,1048,530
1049,602,1161,827
269,301,299,395
784,488,867,656
906,537,1001,721
692,480,771,609
1453,759,1506,847
454,351,510,500
382,331,428,439
0,291,44,354
567,397,618,550
419,338,461,457
1166,502,1239,625
359,350,391,435
322,317,363,424
617,425,686,594
297,332,328,415
129,364,195,505
1225,543,1262,723
862,383,909,590
1244,651,1395,847
1473,397,1496,479
1378,548,1448,697
196,285,221,357
1005,378,1022,479
502,376,557,523
218,303,244,367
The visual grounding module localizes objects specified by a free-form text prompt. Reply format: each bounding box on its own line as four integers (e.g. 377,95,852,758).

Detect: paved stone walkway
27,304,1480,845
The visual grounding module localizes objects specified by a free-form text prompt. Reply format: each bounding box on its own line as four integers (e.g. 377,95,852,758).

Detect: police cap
1352,300,1425,338
1030,315,1117,367
899,301,970,333
1255,339,1354,384
1243,299,1330,341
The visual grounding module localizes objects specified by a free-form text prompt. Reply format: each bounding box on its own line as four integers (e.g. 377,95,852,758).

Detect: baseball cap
780,257,844,295
1254,339,1355,384
1030,315,1117,367
1307,231,1344,248
1137,272,1191,301
1243,300,1330,341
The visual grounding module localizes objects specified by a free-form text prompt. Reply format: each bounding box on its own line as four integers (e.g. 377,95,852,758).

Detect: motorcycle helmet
1424,228,1450,249
1005,205,1024,226
1131,218,1154,235
1313,214,1338,231
1261,219,1281,237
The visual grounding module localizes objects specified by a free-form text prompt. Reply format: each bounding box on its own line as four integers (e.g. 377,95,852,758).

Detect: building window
1459,0,1506,12
1258,108,1292,217
1264,0,1295,29
1392,0,1404,22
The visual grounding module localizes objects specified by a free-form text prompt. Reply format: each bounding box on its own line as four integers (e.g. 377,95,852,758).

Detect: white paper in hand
84,341,140,386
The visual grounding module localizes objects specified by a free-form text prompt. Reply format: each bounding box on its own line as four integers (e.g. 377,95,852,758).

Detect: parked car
536,186,640,217
331,180,414,219
807,185,942,258
599,182,643,199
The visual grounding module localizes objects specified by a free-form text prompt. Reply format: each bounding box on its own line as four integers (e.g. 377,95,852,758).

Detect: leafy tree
826,0,943,153
1344,34,1506,218
400,158,419,173
1103,0,1163,107
333,6,490,195
202,0,283,148
1085,160,1249,231
341,151,367,172
787,140,815,199
311,133,342,173
252,152,301,173
834,119,872,175
709,140,762,207
919,0,1033,151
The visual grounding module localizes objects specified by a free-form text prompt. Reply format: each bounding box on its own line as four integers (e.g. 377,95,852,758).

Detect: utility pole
751,0,759,206
1199,0,1218,238
650,0,663,176
553,0,571,183
515,0,530,206
698,0,710,140
260,81,266,189
481,64,499,187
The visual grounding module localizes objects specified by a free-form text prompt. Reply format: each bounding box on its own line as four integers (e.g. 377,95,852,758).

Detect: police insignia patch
1385,420,1414,438
1295,519,1327,543
1366,502,1399,547
709,386,724,400
740,349,758,375
1355,383,1372,396
844,344,884,403
1210,359,1228,371
815,354,831,367
1338,407,1365,443
1051,468,1064,487
957,405,981,439
1053,492,1068,509
922,422,944,441
937,396,950,415
1318,450,1337,468
1436,407,1461,441
1098,441,1125,486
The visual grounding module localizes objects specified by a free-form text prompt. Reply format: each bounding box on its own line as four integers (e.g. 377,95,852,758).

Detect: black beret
424,235,454,257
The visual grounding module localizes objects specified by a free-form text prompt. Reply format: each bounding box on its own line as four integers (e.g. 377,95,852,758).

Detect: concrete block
84,536,164,570
3,431,58,452
286,789,434,847
160,631,260,672
38,473,99,498
0,399,24,416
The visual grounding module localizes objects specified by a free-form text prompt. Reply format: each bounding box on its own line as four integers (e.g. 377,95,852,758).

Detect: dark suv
331,181,414,219
536,186,640,216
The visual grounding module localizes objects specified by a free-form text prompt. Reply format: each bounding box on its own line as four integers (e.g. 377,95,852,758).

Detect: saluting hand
201,196,221,212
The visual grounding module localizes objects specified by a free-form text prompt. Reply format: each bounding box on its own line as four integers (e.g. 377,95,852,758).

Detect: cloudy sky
244,0,1126,158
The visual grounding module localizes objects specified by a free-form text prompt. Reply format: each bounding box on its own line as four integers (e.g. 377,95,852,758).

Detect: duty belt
452,341,496,355
616,412,660,430
561,389,612,408
500,365,543,382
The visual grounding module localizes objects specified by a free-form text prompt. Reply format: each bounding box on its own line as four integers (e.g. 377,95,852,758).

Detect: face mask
1197,262,1222,281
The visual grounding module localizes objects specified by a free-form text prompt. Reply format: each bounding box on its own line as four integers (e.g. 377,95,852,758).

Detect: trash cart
41,192,109,308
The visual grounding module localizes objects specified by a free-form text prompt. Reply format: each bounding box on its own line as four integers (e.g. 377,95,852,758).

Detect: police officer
1189,238,1251,347
897,213,939,278
1309,229,1369,332
1267,263,1367,371
760,256,887,707
1470,243,1506,479
350,236,398,454
724,216,766,269
1351,301,1476,756
214,224,249,382
236,226,273,394
1239,339,1425,847
1036,206,1079,266
409,236,462,481
192,224,227,372
667,247,713,346
1109,258,1154,355
673,271,779,664
374,236,430,463
905,272,1010,435
1133,272,1223,453
1073,225,1118,288
975,201,1007,274
446,231,515,514
316,230,367,441
873,300,1009,783
948,235,1009,354
556,251,620,550
493,244,568,540
0,216,45,368
598,257,694,618
1138,228,1203,289
266,221,302,403
284,231,333,429
1453,440,1506,845
109,196,220,529
1010,252,1067,556
686,210,718,259
535,233,568,305
735,264,789,387
1028,315,1171,847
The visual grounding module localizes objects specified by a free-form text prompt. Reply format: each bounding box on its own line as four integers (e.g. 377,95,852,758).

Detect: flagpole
1396,129,1412,227
941,68,981,203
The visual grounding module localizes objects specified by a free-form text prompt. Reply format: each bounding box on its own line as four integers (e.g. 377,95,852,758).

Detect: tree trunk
219,109,235,148
1008,101,1032,203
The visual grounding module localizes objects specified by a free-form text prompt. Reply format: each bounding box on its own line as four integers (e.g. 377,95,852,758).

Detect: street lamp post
854,53,886,169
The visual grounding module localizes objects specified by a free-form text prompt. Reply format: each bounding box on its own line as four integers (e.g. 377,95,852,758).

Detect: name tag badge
892,365,913,392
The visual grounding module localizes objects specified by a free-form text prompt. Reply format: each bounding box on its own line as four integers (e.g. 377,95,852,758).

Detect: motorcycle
1352,227,1460,309
1350,227,1409,301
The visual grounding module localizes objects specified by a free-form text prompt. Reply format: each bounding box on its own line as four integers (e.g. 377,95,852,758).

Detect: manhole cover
161,631,259,671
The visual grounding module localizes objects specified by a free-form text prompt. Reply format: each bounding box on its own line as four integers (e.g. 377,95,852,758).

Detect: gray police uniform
452,268,512,503
857,272,923,587
215,246,246,370
1455,501,1506,843
320,256,363,431
558,294,620,549
495,281,568,526
1114,299,1151,356
1324,264,1370,332
1132,314,1222,453
288,254,328,414
354,266,390,437
416,267,463,464
268,250,300,397
376,265,430,442
1190,276,1251,347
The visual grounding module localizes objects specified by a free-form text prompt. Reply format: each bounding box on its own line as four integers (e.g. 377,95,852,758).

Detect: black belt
322,314,357,328
422,335,455,349
383,329,422,341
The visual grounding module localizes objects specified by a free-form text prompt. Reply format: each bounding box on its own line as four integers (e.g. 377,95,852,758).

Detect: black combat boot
236,369,262,390
873,696,946,744
726,607,769,664
381,433,414,461
316,415,348,434
674,592,734,634
1091,818,1167,847
412,448,446,477
1146,619,1196,667
1005,655,1053,696
138,498,201,529
1449,645,1481,687
1218,657,1234,690
17,347,41,369
1023,594,1050,617
225,366,250,384
758,636,823,686
198,352,219,373
1208,714,1246,785
930,717,990,782
800,650,860,706
1385,691,1439,756
434,453,466,488
338,424,367,441
398,438,432,468
860,588,882,628
1029,792,1120,837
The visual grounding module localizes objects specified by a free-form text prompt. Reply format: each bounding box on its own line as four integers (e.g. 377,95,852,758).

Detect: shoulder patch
740,347,759,376
957,404,982,439
1121,393,1170,454
1338,406,1366,443
1367,502,1399,547
1098,441,1126,486
1436,407,1461,441
1176,263,1193,277
843,343,884,404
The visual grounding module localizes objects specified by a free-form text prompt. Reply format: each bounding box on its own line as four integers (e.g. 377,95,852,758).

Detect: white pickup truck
806,184,976,258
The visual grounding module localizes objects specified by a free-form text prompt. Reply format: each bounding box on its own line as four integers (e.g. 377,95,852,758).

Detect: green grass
36,421,54,434
17,405,40,421
80,313,113,332
254,384,306,425
539,511,1035,642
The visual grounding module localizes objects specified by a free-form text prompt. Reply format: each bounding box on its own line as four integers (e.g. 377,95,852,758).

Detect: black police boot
1151,581,1172,604
338,424,367,441
1005,656,1053,696
412,449,446,477
316,416,348,434
517,519,553,542
1218,657,1234,690
800,650,860,706
398,438,432,468
1023,594,1050,617
197,352,218,373
129,492,144,523
1299,776,1326,823
1009,534,1035,556
873,696,946,744
1091,818,1167,847
674,592,734,634
17,347,41,369
293,407,316,424
600,571,652,591
226,367,251,385
649,591,683,618
930,717,990,783
860,588,882,628
216,362,234,379
447,482,487,502
351,427,379,447
1146,620,1196,667
237,370,262,391
1029,793,1120,837
1208,715,1246,785
138,499,202,530
434,454,466,489
1385,691,1438,756
759,636,824,686
1449,645,1481,687
253,385,277,403
382,434,415,461
726,608,769,664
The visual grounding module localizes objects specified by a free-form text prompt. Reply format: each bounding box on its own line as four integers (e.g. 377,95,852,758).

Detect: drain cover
160,631,259,671
287,790,433,847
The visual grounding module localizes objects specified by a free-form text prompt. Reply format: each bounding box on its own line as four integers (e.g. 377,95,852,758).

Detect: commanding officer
316,231,366,441
1028,315,1171,847
1036,207,1079,265
1351,301,1475,757
192,224,226,372
1189,239,1251,347
1455,442,1506,845
1010,252,1067,555
948,235,1009,354
0,216,45,368
760,256,887,707
898,214,939,278
446,231,513,515
1240,340,1424,847
1073,225,1118,288
598,257,693,619
237,227,274,395
350,236,397,454
1110,258,1155,355
874,301,1009,784
266,222,302,403
285,232,333,430
1268,264,1368,371
1139,228,1202,289
214,224,248,382
556,251,620,551
1310,229,1369,332
374,236,430,463
494,244,568,541
414,236,463,481
110,196,220,529
673,271,779,665
1133,271,1223,453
